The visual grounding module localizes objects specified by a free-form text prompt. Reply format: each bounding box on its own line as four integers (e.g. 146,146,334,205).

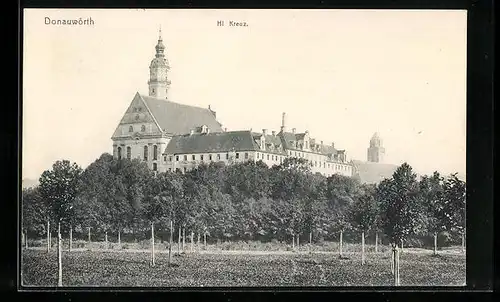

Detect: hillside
22,178,39,189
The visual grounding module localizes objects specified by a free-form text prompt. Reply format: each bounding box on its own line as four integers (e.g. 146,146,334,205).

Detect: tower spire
149,28,170,99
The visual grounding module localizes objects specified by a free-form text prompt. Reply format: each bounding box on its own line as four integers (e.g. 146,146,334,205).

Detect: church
111,30,396,181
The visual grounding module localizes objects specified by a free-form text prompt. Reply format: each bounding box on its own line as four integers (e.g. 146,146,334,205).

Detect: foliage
22,187,47,235
376,163,424,246
25,154,466,246
349,184,378,233
38,160,82,225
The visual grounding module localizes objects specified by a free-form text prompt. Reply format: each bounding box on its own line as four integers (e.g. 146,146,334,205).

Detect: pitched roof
139,94,223,135
278,131,338,155
165,131,260,154
251,132,287,155
351,160,399,184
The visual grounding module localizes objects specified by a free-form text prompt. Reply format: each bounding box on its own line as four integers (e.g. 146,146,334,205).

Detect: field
21,245,466,287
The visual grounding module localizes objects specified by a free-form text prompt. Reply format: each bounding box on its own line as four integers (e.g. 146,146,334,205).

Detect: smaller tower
148,27,171,99
367,132,385,163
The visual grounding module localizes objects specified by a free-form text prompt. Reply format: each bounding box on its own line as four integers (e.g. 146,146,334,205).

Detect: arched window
127,146,131,159
152,163,157,171
141,125,146,132
128,126,133,132
117,147,122,160
144,146,148,161
153,145,158,160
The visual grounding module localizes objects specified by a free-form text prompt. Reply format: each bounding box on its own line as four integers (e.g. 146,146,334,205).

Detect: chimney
272,131,276,136
305,130,309,135
292,128,296,134
262,129,267,135
208,105,216,118
281,112,286,132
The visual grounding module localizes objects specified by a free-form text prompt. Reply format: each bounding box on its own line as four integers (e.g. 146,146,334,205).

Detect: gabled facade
111,30,223,171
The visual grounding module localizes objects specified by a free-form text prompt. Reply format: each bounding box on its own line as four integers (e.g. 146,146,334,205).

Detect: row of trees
23,153,465,251
21,153,466,286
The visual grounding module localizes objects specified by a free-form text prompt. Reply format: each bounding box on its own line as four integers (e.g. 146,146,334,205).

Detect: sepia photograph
21,9,467,287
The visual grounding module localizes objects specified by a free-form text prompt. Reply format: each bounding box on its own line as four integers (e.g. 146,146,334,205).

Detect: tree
349,184,378,264
377,163,423,286
441,173,466,252
22,187,47,248
39,160,82,286
418,172,446,255
325,174,360,257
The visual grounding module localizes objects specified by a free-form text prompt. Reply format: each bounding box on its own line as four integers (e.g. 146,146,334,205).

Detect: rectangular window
163,156,167,162
184,155,188,161
217,154,221,160
236,153,240,159
192,155,196,160
201,155,204,161
168,168,172,172
176,156,179,161
183,167,187,173
267,154,270,160
245,152,248,159
209,154,212,161
169,156,173,162
226,153,229,160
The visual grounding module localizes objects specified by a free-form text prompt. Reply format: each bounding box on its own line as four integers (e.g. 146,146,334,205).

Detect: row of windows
288,150,327,161
166,166,350,176
256,152,284,163
128,125,147,133
165,152,251,163
309,161,350,171
116,145,159,161
163,152,290,164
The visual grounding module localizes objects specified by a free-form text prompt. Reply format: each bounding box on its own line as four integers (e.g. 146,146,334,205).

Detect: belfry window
117,147,122,160
153,145,158,160
127,147,131,159
144,146,148,161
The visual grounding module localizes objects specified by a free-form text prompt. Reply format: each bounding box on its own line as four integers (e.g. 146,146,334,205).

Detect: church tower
148,28,171,99
367,132,385,163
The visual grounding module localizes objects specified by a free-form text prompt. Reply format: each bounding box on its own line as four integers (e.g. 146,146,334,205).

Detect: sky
22,9,467,180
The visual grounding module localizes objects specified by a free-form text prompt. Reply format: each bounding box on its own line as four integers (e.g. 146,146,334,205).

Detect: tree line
22,153,465,251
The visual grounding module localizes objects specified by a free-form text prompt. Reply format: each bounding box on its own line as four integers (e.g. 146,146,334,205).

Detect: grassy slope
21,249,465,287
